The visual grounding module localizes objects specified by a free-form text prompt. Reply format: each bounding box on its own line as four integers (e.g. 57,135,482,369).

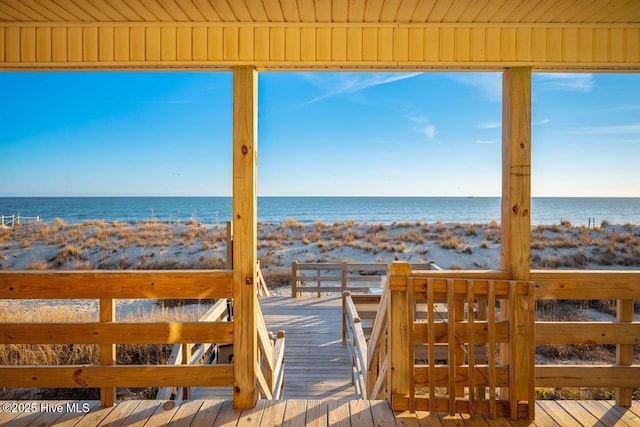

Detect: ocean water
0,197,639,226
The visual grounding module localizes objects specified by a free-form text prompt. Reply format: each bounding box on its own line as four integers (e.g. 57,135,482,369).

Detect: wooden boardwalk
193,295,356,401
2,399,639,426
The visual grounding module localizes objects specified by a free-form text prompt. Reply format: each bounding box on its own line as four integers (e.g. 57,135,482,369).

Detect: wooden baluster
100,298,116,407
467,280,475,416
291,261,298,298
616,299,634,407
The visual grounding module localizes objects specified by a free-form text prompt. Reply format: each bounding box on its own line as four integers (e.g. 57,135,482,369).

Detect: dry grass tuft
439,232,461,250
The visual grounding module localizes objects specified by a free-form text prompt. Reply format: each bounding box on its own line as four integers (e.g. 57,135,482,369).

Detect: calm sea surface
1,197,639,226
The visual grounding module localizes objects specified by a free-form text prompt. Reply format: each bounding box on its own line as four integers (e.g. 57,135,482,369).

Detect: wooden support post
501,67,531,280
99,298,116,407
232,66,258,410
501,67,534,420
387,261,413,411
616,299,634,407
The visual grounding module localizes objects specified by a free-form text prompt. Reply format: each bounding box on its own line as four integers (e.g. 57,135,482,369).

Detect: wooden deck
1,399,639,426
193,295,356,401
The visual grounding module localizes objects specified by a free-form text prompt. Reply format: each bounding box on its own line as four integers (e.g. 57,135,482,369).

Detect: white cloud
409,114,429,124
300,72,422,105
535,73,594,92
475,139,499,144
533,118,551,125
478,121,501,129
423,125,436,139
570,123,640,135
450,73,502,102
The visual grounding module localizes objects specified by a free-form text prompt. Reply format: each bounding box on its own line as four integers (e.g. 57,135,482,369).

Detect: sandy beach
1,218,639,315
1,218,638,272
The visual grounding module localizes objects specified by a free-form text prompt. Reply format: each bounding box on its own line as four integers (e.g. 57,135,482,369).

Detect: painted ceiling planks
83,0,128,21
0,0,638,23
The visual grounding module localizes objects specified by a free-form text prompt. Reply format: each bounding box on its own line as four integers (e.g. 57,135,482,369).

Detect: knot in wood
241,145,249,155
72,369,88,387
512,204,519,214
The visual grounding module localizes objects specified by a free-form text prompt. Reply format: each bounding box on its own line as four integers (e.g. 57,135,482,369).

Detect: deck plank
282,399,308,426
598,401,640,426
122,400,165,427
188,399,226,426
371,400,400,426
0,399,636,426
51,401,101,427
572,400,629,427
167,399,205,427
261,296,357,401
259,400,287,426
209,399,242,427
535,401,582,427
327,400,351,427
305,399,328,427
192,296,357,401
349,399,374,426
142,400,182,427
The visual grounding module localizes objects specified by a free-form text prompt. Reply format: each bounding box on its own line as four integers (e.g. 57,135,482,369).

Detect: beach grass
1,218,639,400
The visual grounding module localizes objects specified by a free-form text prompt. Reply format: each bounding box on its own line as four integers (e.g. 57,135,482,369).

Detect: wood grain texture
1,321,233,344
2,23,639,70
0,365,233,388
0,270,233,299
232,66,258,409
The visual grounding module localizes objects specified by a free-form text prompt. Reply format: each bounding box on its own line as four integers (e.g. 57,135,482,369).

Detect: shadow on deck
2,399,639,426
192,295,356,401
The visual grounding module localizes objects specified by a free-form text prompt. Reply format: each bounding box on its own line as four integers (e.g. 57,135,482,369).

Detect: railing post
291,261,298,298
226,221,233,270
616,299,634,407
508,281,535,420
341,260,348,294
387,261,413,411
99,298,116,407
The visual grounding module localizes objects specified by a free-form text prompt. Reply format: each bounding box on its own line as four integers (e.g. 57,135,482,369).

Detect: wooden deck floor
193,295,356,401
1,399,639,426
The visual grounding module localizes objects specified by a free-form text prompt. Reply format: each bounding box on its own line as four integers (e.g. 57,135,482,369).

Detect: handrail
256,261,270,297
256,302,285,399
366,285,390,400
531,269,640,407
156,298,231,401
0,270,234,408
343,291,368,399
292,261,436,297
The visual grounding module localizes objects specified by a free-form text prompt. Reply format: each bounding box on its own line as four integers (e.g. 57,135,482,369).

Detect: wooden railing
0,270,234,407
343,291,368,398
0,214,40,228
347,264,639,420
156,298,232,401
291,261,435,298
531,270,640,408
256,302,286,400
387,263,536,419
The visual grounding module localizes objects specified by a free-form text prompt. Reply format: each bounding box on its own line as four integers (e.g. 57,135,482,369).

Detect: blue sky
0,70,638,197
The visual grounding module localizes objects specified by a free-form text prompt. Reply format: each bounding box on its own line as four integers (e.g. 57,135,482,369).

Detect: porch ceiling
0,0,638,25
1,1,638,70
